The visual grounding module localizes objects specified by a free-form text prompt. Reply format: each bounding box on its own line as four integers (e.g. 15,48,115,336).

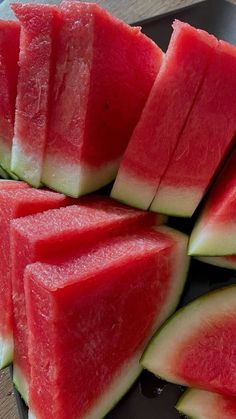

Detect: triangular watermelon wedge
41,1,162,197
25,226,189,418
111,20,217,210
196,255,236,270
142,285,236,397
176,388,236,419
151,40,236,218
189,149,236,256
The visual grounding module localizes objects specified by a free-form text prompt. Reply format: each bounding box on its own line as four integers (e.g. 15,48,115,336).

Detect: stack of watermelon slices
112,21,236,218
0,183,189,417
7,1,162,194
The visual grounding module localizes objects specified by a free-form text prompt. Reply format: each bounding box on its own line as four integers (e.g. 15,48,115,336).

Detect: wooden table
1,0,235,417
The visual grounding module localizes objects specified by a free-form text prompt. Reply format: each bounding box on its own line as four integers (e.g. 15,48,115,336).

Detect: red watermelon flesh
142,285,236,397
41,1,162,198
189,148,236,256
25,226,189,419
0,20,20,175
177,388,236,419
11,3,60,188
0,188,67,370
111,20,218,210
151,40,236,217
11,197,161,402
196,255,236,270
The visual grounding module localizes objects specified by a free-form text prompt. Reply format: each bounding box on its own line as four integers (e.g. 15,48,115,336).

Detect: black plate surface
14,0,236,418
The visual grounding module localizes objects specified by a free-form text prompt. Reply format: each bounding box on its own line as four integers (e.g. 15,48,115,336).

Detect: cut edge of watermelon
42,155,119,197
11,139,42,187
0,140,12,174
152,226,190,325
141,285,236,386
111,169,155,210
176,388,229,418
150,185,202,217
0,334,13,369
188,221,236,256
29,355,142,419
196,256,236,270
0,166,9,179
13,363,29,405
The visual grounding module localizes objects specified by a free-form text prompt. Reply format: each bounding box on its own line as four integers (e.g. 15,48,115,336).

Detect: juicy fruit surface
189,149,236,256
0,187,67,369
142,286,236,397
26,227,189,419
0,20,20,173
11,197,158,401
111,20,217,209
151,40,236,217
42,1,162,197
11,3,59,187
177,388,236,419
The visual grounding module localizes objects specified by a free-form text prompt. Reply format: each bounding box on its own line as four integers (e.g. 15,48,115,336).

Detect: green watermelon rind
13,364,29,405
175,388,198,419
0,336,13,369
195,256,236,270
141,285,236,385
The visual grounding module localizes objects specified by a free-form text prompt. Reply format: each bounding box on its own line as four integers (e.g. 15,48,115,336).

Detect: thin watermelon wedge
0,20,20,176
11,197,161,403
25,226,189,419
41,1,162,197
0,188,68,371
176,388,236,419
189,149,236,256
111,20,217,210
151,40,236,218
11,3,60,187
142,285,236,397
196,256,236,270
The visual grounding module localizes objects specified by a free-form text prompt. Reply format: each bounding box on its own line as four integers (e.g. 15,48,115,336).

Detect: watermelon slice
176,388,236,419
41,1,162,197
11,197,161,403
142,285,236,397
0,20,20,175
189,149,236,256
196,256,236,270
25,226,189,419
11,3,60,187
151,40,236,217
0,188,67,371
0,0,60,20
111,20,217,210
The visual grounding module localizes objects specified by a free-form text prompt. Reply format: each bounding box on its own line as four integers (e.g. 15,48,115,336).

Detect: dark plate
14,0,236,418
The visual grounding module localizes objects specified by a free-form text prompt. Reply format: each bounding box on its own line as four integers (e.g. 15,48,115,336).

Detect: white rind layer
11,138,42,187
111,169,156,210
189,220,236,256
141,285,236,386
13,363,29,405
196,256,236,270
150,184,203,217
0,334,13,369
176,388,231,419
42,154,119,198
